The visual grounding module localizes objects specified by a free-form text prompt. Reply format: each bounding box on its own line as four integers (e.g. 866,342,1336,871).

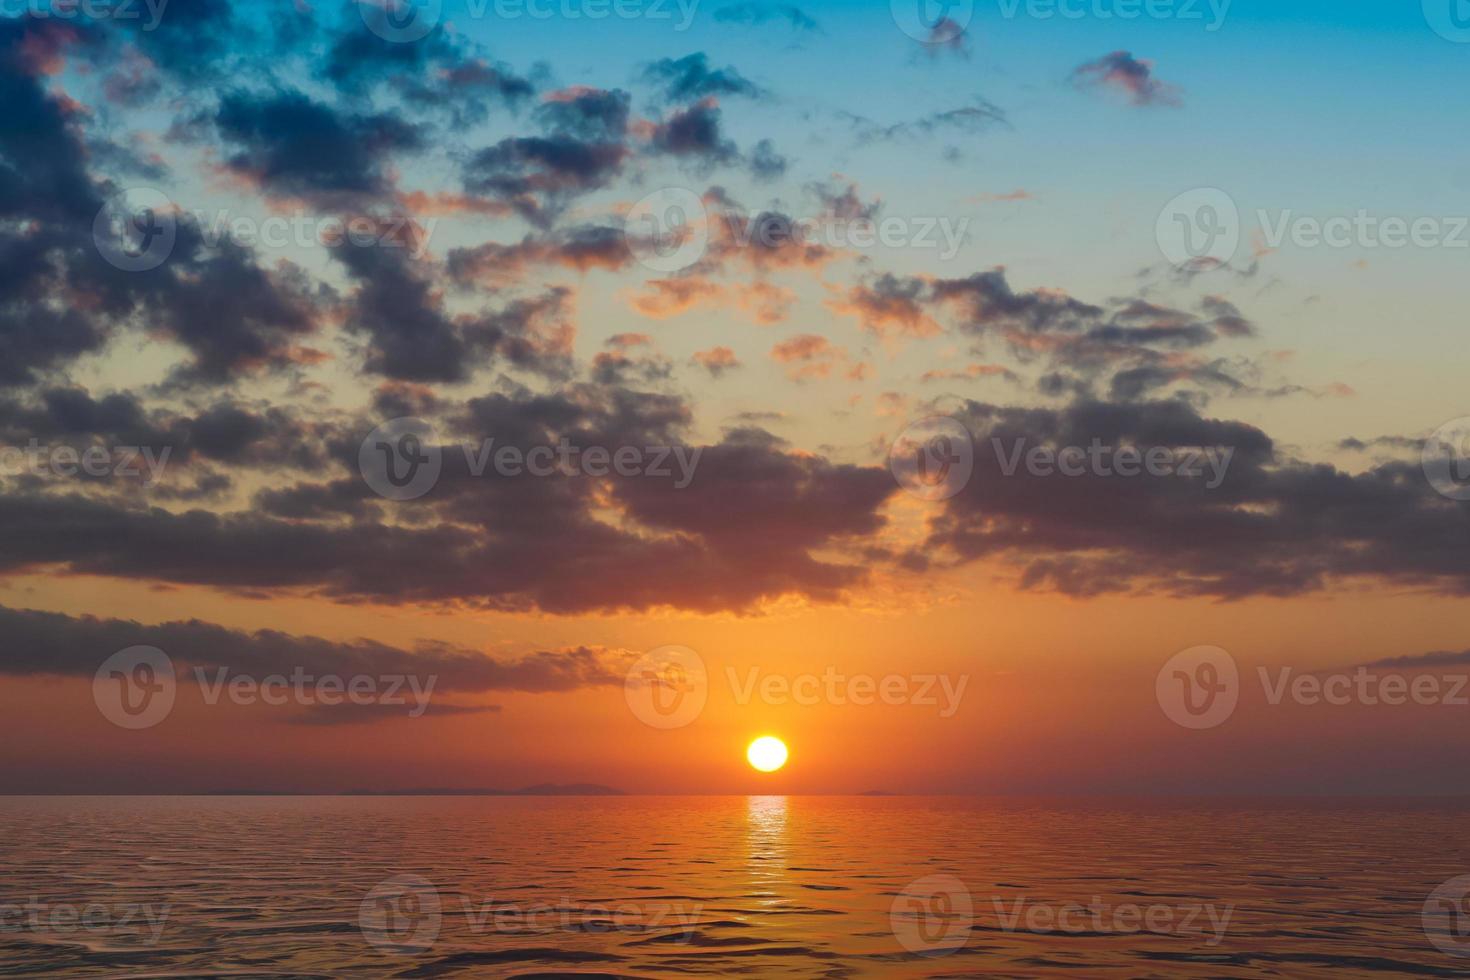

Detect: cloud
921,364,1018,384
807,177,881,222
693,346,741,377
323,9,533,124
748,138,789,181
844,98,1009,144
456,88,634,226
332,237,573,382
536,86,632,141
641,53,765,103
463,135,630,227
1359,649,1470,669
827,274,943,339
918,18,970,60
0,383,896,614
713,2,821,33
448,226,634,286
626,276,724,318
647,98,741,167
213,89,426,207
770,334,849,381
1070,51,1181,107
0,602,639,724
828,269,1277,403
911,397,1470,600
1339,435,1422,454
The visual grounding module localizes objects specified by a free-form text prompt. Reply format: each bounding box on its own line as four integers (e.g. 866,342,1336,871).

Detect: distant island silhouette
343,784,625,797
193,784,626,797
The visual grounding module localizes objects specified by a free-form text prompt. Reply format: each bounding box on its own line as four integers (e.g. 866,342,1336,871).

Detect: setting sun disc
746,736,788,773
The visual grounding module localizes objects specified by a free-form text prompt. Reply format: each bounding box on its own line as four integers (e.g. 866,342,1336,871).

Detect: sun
746,736,789,773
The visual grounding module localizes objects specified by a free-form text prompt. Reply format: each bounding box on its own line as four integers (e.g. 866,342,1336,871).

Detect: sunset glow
5,0,1470,974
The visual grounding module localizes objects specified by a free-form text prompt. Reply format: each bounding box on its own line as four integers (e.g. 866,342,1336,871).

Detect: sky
1,0,1469,795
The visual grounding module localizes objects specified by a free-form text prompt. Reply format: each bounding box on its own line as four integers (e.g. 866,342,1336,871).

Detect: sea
2,795,1469,977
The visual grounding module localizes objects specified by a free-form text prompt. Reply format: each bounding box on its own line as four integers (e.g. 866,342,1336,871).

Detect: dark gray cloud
911,398,1470,600
1071,51,1181,107
713,2,820,32
463,136,630,227
0,603,630,692
844,98,1009,144
1360,649,1470,669
641,53,765,103
0,385,896,614
648,99,741,166
448,226,634,286
213,89,425,206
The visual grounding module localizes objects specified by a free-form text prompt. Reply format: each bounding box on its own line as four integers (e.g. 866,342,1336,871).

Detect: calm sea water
2,796,1469,977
